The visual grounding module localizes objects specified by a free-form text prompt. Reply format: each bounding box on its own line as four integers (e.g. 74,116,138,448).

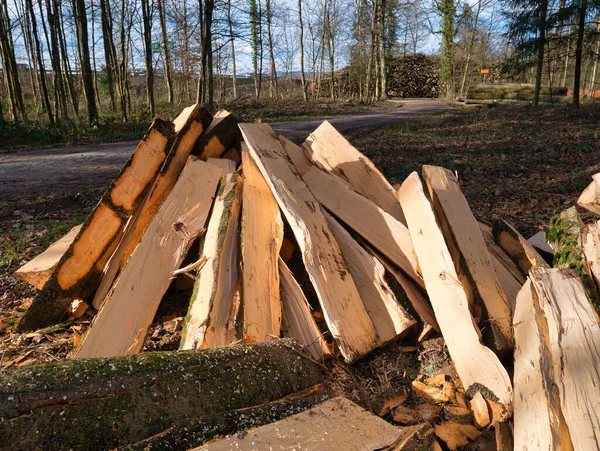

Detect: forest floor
0,101,598,449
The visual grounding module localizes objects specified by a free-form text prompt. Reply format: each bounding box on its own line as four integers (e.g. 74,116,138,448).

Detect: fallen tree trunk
0,340,325,451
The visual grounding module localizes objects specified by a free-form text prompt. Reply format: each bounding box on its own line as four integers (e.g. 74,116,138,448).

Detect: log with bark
0,340,326,451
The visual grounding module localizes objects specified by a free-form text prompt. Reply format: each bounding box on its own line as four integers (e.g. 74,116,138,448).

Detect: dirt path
0,99,452,203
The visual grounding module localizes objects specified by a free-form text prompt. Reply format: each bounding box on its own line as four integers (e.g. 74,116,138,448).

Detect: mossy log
0,339,325,451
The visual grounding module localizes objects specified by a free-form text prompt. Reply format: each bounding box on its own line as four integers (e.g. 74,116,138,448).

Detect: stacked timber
13,106,600,450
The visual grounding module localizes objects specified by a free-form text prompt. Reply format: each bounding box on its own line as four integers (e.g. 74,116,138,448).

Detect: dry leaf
73,333,82,348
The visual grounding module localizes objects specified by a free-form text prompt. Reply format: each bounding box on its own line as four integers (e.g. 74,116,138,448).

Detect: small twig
171,256,208,278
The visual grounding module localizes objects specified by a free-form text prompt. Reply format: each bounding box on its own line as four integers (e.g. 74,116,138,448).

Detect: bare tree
73,0,99,124
157,0,174,103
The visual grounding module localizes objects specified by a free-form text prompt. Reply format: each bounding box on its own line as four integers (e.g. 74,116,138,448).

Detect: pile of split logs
13,104,600,450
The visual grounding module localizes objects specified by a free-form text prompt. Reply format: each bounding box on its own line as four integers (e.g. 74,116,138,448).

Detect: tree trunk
266,0,277,99
57,0,79,116
533,0,548,107
157,0,174,103
459,0,482,98
250,0,262,100
26,0,52,123
573,0,587,108
43,0,68,119
73,0,99,124
0,0,27,122
378,0,386,99
228,0,237,98
141,0,155,115
440,0,455,99
298,0,307,102
99,0,117,111
588,22,600,96
0,340,325,451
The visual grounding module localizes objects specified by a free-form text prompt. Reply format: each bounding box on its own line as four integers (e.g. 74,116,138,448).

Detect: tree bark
141,0,155,116
157,0,174,103
533,0,548,107
73,0,99,124
57,0,79,117
266,0,277,98
440,0,455,99
227,0,237,98
0,0,27,122
298,0,307,101
573,0,587,108
43,0,68,119
0,340,325,451
459,0,482,98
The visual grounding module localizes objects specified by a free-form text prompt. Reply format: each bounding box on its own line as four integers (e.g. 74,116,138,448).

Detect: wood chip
434,421,482,450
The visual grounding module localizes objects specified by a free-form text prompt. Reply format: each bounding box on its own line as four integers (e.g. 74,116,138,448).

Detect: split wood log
279,257,331,361
325,212,416,344
387,423,436,450
196,110,241,159
74,157,221,358
199,397,403,451
434,421,481,450
239,123,378,363
302,165,423,288
0,340,325,451
492,220,549,274
513,279,572,450
92,105,212,309
279,134,313,176
422,166,513,354
469,392,490,428
530,267,600,450
239,145,284,342
303,120,406,224
494,421,514,451
15,224,82,289
17,117,178,332
582,220,600,287
397,172,513,411
577,173,600,215
479,222,526,284
180,160,242,350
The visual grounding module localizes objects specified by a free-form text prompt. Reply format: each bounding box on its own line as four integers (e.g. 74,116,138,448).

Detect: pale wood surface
198,397,403,451
577,173,600,215
423,165,513,353
180,160,240,350
240,123,378,362
582,220,600,286
530,268,600,450
92,106,209,309
479,222,526,284
302,165,423,288
304,121,406,224
325,212,415,344
15,224,82,290
75,157,221,358
279,134,313,176
279,257,331,361
397,172,513,410
197,111,241,160
240,145,284,342
513,279,572,450
493,220,549,274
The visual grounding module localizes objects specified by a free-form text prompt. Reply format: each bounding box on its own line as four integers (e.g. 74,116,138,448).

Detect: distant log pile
387,54,440,98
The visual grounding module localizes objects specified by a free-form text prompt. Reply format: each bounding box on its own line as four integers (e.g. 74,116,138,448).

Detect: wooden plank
240,123,378,363
17,117,177,332
530,267,600,450
304,120,406,224
199,397,403,451
493,220,549,274
479,222,526,284
513,279,573,450
180,160,241,350
302,165,423,288
74,157,221,358
279,134,312,176
92,105,212,309
582,220,600,286
15,224,82,290
279,257,331,361
577,173,600,215
397,172,513,410
325,212,416,344
240,145,284,342
196,110,241,159
422,166,513,353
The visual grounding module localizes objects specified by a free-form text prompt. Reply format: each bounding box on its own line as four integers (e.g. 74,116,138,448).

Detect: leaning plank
513,279,572,450
582,220,600,286
302,165,423,288
1,340,324,451
92,105,212,309
15,224,82,290
422,165,513,353
493,219,549,274
180,161,240,350
279,134,313,176
240,145,284,342
325,212,416,344
75,157,221,358
577,173,600,215
196,110,241,159
530,267,600,450
304,120,406,224
397,172,513,410
479,222,526,284
240,123,378,363
200,397,404,451
280,257,331,361
17,117,177,331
